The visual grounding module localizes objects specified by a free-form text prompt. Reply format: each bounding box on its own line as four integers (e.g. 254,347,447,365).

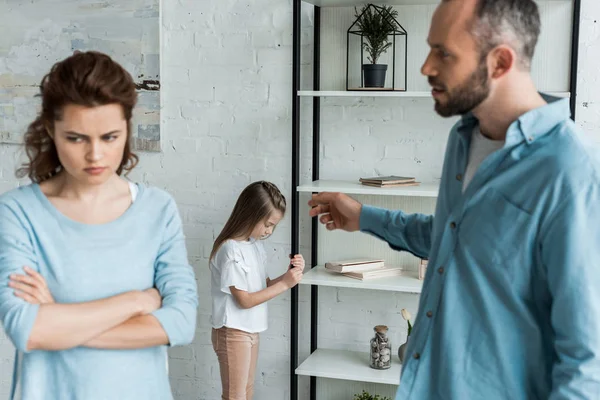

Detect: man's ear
488,45,516,79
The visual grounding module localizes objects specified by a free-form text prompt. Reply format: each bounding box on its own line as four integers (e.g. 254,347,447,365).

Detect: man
309,0,600,399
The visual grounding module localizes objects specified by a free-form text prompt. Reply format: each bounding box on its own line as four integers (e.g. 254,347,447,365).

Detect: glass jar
370,325,392,369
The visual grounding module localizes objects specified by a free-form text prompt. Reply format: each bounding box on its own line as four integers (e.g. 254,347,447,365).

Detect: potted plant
354,4,400,88
398,308,412,363
354,390,392,400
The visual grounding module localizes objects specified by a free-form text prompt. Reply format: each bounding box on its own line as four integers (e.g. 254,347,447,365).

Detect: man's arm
541,186,600,399
360,205,434,259
308,192,434,259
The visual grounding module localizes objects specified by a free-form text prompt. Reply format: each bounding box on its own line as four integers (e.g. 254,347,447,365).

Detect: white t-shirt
128,181,139,202
462,126,505,191
210,238,269,333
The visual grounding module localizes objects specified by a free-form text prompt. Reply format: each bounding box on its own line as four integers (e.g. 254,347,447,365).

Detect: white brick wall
1,0,600,399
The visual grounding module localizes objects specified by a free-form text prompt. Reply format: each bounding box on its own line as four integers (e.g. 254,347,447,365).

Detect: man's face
421,0,491,117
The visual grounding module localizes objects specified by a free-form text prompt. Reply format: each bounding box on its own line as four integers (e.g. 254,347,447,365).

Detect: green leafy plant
353,390,392,400
354,4,400,64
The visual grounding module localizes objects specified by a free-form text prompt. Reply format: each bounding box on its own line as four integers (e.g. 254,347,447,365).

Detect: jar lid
374,325,388,333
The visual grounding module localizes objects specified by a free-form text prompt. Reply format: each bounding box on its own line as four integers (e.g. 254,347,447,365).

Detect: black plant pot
362,64,388,88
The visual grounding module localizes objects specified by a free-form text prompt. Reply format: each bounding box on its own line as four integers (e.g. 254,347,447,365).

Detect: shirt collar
456,93,571,145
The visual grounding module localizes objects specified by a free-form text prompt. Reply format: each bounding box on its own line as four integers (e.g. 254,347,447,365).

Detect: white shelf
300,266,422,293
298,90,432,98
302,0,439,6
296,348,401,385
298,90,571,98
302,0,571,6
297,179,439,197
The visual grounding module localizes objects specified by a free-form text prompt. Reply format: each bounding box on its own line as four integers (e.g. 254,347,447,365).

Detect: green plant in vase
398,308,412,363
354,4,399,88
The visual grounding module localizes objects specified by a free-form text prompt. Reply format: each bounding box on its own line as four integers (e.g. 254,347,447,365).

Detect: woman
0,51,198,399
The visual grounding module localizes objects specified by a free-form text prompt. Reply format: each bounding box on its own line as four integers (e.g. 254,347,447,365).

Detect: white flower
401,308,412,322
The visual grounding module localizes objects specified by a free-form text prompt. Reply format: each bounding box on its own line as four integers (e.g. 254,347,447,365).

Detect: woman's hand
139,288,162,315
9,266,55,304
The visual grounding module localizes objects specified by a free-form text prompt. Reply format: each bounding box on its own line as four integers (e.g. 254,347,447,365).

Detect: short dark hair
470,0,541,69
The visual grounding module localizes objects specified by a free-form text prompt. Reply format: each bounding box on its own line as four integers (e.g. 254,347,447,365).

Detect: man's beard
431,62,490,118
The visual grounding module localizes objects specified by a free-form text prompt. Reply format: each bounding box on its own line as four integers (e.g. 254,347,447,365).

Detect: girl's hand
289,254,305,271
9,266,55,304
282,267,303,289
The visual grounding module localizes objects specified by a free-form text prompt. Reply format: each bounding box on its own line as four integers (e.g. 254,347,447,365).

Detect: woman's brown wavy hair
17,51,139,183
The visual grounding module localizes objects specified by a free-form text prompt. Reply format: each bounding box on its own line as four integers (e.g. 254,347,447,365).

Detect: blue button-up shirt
360,97,600,400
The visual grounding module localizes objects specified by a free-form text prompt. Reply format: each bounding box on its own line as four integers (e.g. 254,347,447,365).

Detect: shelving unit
305,0,439,6
298,90,571,98
290,1,582,399
299,266,422,293
296,349,402,385
297,179,439,197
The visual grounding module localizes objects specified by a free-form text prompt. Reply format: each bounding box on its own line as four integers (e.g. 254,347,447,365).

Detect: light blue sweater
0,183,198,400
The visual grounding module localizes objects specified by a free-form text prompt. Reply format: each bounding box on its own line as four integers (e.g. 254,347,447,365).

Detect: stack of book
324,258,404,281
359,175,420,188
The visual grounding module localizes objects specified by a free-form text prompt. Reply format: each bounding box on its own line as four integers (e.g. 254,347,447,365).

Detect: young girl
0,51,198,399
210,181,304,400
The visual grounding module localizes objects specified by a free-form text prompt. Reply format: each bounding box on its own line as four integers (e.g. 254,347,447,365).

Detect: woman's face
52,103,128,186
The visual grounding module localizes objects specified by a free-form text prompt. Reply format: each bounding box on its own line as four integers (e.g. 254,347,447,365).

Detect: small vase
398,335,409,363
370,325,392,370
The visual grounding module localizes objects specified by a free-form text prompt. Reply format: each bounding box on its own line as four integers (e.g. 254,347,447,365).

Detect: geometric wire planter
346,3,408,91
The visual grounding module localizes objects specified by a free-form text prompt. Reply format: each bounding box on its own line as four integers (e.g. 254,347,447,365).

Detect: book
343,266,404,281
324,258,385,273
359,175,416,185
360,181,420,188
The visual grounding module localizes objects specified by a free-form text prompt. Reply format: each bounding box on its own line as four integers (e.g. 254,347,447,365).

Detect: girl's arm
231,266,303,309
267,254,305,287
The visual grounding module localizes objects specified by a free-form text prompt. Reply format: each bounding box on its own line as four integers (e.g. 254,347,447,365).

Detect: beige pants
212,327,260,400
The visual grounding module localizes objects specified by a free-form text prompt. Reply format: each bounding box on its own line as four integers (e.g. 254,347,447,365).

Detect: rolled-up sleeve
151,198,198,347
0,203,40,352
